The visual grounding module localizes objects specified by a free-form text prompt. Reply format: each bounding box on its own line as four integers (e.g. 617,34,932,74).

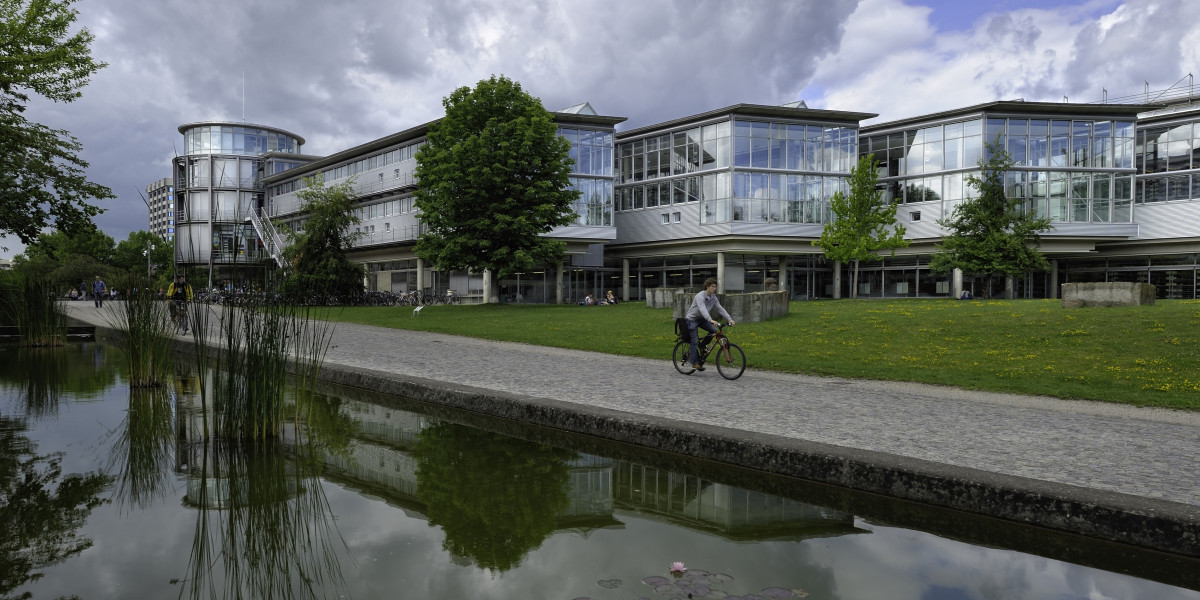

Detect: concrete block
1061,282,1156,308
672,290,789,323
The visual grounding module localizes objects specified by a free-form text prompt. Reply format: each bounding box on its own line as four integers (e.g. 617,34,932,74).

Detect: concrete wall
646,288,691,309
672,290,789,323
1061,282,1156,308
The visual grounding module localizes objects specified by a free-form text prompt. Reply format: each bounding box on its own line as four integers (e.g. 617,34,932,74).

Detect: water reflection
172,381,351,600
0,343,118,420
0,415,112,598
105,388,176,511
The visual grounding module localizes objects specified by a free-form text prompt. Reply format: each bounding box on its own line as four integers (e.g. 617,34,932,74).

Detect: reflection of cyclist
686,278,734,371
167,274,193,333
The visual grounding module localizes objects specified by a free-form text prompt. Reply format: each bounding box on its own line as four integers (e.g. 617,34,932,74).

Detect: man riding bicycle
686,278,735,371
167,274,193,333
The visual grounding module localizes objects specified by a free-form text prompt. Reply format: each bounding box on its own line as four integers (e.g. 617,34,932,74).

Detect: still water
1,341,1198,600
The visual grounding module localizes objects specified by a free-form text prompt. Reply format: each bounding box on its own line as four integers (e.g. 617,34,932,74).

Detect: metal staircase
247,208,287,268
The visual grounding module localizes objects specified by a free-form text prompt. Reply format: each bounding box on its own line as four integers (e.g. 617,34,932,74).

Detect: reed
105,387,176,511
104,275,176,387
0,274,66,347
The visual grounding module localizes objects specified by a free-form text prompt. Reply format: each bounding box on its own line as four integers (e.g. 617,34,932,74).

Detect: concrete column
1050,260,1059,299
483,269,497,303
778,256,789,292
952,268,963,298
832,260,842,299
555,263,564,305
1005,274,1014,299
416,258,425,293
622,258,630,301
716,252,725,293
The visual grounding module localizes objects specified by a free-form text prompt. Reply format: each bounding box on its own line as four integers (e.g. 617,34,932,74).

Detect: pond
1,341,1198,600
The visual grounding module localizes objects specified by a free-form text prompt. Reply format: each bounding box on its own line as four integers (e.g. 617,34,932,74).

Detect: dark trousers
687,318,719,364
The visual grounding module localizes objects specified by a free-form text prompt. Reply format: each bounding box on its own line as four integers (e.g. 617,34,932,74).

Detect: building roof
617,103,879,140
176,121,306,145
862,100,1160,134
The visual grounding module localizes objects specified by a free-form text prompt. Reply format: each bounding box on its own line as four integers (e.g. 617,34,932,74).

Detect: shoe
692,363,705,371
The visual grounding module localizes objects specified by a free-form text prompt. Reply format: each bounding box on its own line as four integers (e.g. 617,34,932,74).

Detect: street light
144,242,155,277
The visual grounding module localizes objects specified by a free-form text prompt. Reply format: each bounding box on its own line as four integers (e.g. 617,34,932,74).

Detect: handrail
247,208,286,267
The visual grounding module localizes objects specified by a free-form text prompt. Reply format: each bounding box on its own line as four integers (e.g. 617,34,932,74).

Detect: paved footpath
66,302,1200,556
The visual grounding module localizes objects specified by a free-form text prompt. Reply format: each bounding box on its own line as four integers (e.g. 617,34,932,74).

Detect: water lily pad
761,588,794,599
643,576,670,587
656,584,682,596
711,573,734,584
597,579,622,589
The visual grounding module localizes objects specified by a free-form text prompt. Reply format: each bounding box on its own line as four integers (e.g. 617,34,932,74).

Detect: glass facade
560,126,615,227
1136,121,1200,203
862,117,1136,223
183,124,300,156
616,118,856,225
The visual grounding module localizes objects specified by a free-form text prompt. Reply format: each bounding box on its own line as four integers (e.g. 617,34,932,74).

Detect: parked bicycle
672,322,746,380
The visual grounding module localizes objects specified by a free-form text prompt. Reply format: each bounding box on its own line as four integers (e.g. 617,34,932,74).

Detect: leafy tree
0,0,114,249
414,75,578,299
112,230,171,283
10,226,113,291
814,155,909,298
279,177,364,300
929,140,1052,296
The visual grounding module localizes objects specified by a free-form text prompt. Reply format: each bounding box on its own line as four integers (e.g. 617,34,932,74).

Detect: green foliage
814,155,908,297
112,231,171,285
10,227,114,291
414,75,578,279
0,273,64,346
414,422,574,572
279,178,364,301
104,273,174,387
930,139,1052,281
0,419,112,598
0,0,114,248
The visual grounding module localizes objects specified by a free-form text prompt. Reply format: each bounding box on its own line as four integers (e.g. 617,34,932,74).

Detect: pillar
952,268,963,298
622,258,630,302
778,256,789,293
1005,274,1014,299
556,263,565,305
483,269,497,303
833,260,842,299
1050,260,1059,300
716,252,725,294
416,258,425,293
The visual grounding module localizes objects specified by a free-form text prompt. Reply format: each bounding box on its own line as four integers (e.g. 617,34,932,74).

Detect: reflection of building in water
299,399,860,540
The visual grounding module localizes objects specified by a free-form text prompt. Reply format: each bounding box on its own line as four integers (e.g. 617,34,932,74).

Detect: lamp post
144,242,155,277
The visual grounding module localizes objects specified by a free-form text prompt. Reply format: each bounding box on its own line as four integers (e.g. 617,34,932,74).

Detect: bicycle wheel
714,341,746,380
672,341,696,375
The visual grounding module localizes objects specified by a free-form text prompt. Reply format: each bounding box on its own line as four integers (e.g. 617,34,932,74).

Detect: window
673,212,681,223
661,213,670,225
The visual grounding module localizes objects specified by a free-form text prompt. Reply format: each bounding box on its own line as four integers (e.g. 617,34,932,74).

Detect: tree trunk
850,259,860,298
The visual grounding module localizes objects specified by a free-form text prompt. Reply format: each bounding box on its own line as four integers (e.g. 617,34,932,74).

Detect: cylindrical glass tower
173,122,304,287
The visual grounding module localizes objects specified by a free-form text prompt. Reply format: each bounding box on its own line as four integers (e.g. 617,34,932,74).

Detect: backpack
674,317,687,342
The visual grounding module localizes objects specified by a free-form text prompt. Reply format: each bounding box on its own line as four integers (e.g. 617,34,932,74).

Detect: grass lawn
324,298,1200,411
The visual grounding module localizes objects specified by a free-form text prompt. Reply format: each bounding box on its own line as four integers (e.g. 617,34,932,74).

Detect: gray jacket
686,290,731,323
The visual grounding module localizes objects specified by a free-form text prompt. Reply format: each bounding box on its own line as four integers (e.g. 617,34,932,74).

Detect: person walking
685,278,734,371
92,275,107,308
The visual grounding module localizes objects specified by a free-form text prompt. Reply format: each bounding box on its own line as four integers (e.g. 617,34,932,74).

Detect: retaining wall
1062,282,1156,308
671,290,789,323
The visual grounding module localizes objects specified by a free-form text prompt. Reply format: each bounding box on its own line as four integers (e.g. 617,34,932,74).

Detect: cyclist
685,278,734,371
166,274,194,333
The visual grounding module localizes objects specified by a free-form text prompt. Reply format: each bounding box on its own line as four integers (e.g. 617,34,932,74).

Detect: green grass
323,299,1200,411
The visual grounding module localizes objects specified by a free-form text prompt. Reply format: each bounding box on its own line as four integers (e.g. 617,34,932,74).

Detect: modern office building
172,122,308,287
145,177,174,241
164,87,1200,301
262,102,625,303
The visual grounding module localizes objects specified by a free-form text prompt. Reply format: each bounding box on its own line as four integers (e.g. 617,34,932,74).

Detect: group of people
579,290,619,306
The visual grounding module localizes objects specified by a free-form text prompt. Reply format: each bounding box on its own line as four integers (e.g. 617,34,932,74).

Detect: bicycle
170,299,189,334
673,322,746,380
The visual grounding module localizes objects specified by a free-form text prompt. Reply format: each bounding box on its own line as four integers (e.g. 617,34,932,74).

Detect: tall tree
814,155,909,298
279,177,364,300
413,75,578,299
0,0,114,249
112,230,171,281
929,140,1052,296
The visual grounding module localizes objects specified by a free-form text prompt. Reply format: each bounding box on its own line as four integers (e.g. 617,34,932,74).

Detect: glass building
173,122,306,285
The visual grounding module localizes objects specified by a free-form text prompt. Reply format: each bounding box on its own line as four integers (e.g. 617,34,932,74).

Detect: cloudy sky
4,0,1198,259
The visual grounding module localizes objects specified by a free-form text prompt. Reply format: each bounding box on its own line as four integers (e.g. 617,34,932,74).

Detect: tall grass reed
104,275,176,387
0,274,66,347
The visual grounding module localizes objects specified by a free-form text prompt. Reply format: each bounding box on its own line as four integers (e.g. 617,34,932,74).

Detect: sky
4,0,1199,260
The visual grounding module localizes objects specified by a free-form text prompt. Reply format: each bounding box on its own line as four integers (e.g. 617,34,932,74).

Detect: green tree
929,140,1052,297
280,177,364,300
0,0,114,249
814,155,909,298
413,75,578,300
10,226,113,291
112,230,171,283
